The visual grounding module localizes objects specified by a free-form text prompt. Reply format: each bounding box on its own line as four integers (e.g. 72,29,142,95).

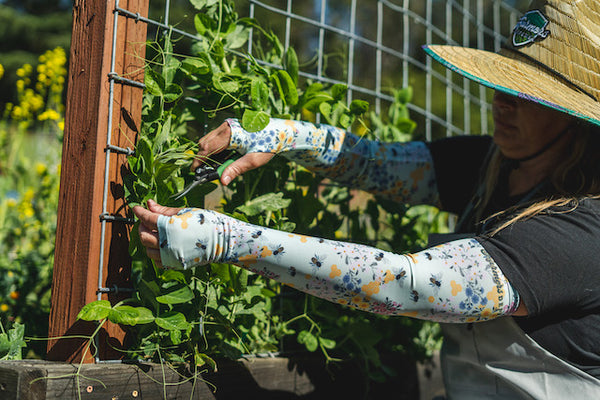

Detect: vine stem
75,319,108,400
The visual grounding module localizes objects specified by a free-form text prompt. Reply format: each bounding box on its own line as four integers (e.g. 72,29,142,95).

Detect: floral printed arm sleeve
227,118,439,206
158,209,520,323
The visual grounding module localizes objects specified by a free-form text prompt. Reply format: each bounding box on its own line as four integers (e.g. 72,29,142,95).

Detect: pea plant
78,0,444,383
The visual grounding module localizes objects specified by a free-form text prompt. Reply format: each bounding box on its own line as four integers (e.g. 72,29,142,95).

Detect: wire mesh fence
139,0,530,139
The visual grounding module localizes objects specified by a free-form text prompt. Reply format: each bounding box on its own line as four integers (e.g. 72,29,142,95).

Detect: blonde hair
476,122,600,235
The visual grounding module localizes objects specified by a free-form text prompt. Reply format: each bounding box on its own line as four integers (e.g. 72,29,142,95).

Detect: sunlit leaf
297,330,318,352
77,300,111,321
236,192,291,216
155,312,192,331
241,109,270,133
156,284,194,304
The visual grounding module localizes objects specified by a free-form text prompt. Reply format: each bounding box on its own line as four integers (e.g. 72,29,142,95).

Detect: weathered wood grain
0,354,422,400
48,0,149,363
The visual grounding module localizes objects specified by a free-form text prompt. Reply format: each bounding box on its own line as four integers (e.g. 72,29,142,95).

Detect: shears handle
193,158,234,179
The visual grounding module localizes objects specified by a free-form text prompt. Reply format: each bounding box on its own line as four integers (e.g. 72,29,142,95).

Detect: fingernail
222,175,232,185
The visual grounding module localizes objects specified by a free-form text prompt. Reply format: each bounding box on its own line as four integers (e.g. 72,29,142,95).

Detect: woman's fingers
133,205,159,230
133,201,181,268
220,152,275,185
192,122,231,170
138,222,159,249
147,199,181,216
191,121,276,185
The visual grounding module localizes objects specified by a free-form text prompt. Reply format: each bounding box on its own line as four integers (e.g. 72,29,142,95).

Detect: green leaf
181,58,210,76
138,279,161,309
170,329,182,345
109,306,145,326
270,72,285,106
77,300,111,321
331,83,348,101
163,84,183,103
212,73,240,93
276,70,298,106
190,0,208,10
134,307,156,325
226,25,250,49
153,114,171,152
250,79,269,110
194,13,210,35
195,351,217,372
339,113,351,129
350,99,369,115
284,47,299,85
160,269,189,284
211,40,225,62
145,68,164,96
241,109,270,133
319,102,332,120
297,330,318,352
236,192,291,216
319,337,336,349
155,312,192,331
156,284,195,305
396,118,417,134
0,323,25,360
164,58,181,87
396,86,413,104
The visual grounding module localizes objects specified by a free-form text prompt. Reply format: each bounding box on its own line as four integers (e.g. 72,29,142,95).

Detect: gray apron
440,317,600,399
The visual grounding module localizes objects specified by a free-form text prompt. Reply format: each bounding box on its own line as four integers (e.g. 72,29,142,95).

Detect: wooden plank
47,0,149,363
0,356,419,400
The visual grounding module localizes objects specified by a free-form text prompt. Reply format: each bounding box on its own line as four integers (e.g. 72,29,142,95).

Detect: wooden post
47,0,149,363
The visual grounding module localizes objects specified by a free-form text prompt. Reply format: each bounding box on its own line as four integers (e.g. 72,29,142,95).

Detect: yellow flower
58,120,65,131
11,105,23,119
6,199,17,208
35,162,47,175
0,63,3,80
21,206,35,219
23,189,35,202
0,304,9,312
38,109,60,121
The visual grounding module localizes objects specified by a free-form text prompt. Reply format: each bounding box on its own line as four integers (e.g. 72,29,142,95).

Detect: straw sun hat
423,0,600,126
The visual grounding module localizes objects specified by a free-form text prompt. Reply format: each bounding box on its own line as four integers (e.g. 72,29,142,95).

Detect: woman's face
492,91,574,160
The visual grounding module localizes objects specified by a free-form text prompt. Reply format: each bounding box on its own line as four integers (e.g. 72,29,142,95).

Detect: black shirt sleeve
427,135,493,214
476,200,600,375
476,200,600,317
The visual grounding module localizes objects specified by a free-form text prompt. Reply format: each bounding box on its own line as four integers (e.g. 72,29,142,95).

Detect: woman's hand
192,121,274,186
132,200,181,267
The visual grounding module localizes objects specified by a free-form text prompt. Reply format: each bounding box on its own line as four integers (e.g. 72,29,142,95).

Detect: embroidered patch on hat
512,10,551,47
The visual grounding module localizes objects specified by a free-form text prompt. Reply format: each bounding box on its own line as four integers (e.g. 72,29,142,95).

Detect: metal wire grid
245,0,526,140
96,0,527,358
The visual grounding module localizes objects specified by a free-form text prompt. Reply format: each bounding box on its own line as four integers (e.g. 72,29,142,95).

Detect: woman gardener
134,1,600,398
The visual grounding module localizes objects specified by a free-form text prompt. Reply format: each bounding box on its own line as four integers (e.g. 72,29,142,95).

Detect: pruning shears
172,156,235,201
